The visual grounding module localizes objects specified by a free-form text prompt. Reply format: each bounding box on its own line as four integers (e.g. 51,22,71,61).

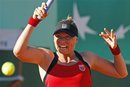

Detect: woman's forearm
114,53,128,78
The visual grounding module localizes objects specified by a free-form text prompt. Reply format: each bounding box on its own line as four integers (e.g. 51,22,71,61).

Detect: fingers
99,28,117,43
99,28,118,48
33,2,48,19
35,7,44,17
99,28,109,38
99,28,116,41
99,32,107,38
110,29,113,38
100,28,114,37
104,28,111,36
111,29,117,39
41,2,47,10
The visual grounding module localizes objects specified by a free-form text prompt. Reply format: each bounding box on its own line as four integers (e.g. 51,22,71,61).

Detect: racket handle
37,0,54,20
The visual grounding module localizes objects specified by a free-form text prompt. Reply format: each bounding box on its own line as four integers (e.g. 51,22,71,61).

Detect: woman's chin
59,50,69,54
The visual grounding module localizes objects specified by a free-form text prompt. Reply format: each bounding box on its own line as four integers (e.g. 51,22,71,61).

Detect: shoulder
38,47,54,59
79,51,99,68
81,51,99,58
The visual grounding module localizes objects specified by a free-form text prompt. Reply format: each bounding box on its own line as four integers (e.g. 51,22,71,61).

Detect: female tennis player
13,2,128,87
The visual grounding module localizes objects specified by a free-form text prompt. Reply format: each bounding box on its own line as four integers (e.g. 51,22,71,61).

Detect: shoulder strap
47,51,91,73
47,52,58,73
74,51,90,70
44,51,91,84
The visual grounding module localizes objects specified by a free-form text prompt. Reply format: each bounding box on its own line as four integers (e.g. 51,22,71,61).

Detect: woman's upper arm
14,46,54,65
82,51,121,78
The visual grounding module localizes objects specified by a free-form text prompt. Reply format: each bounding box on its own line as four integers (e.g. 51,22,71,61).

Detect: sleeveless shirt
44,51,92,87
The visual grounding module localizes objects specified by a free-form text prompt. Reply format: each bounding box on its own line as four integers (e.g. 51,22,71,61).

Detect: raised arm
13,2,54,69
83,28,128,78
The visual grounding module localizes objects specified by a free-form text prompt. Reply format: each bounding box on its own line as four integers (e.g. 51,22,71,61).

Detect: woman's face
54,32,78,55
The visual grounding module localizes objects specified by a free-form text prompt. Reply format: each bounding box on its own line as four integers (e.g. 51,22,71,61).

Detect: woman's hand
100,28,117,49
33,2,48,20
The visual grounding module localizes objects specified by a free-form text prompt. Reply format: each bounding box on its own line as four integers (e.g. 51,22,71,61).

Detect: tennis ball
1,61,15,76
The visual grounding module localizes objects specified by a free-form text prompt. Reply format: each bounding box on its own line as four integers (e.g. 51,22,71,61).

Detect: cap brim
53,29,75,37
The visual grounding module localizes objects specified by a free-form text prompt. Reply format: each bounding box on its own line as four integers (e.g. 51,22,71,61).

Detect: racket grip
37,0,54,20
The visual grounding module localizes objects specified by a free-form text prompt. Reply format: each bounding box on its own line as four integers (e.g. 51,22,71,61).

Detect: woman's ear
75,37,78,43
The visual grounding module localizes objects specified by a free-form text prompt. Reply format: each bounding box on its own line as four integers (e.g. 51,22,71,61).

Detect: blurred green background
0,0,129,87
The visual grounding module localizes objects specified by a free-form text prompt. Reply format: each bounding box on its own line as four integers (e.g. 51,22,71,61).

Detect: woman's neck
56,51,77,63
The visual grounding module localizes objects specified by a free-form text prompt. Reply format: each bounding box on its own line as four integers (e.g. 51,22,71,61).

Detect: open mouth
59,45,68,50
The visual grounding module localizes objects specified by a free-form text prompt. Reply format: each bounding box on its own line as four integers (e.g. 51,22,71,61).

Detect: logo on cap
62,24,68,29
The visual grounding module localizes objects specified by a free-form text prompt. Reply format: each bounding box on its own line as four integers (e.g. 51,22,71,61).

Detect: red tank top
45,61,92,87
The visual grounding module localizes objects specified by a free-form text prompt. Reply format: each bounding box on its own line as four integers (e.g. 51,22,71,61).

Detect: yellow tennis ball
1,61,15,76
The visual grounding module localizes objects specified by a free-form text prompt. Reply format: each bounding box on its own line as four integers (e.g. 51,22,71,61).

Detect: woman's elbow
13,48,25,61
120,72,128,78
116,72,128,79
13,47,21,57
